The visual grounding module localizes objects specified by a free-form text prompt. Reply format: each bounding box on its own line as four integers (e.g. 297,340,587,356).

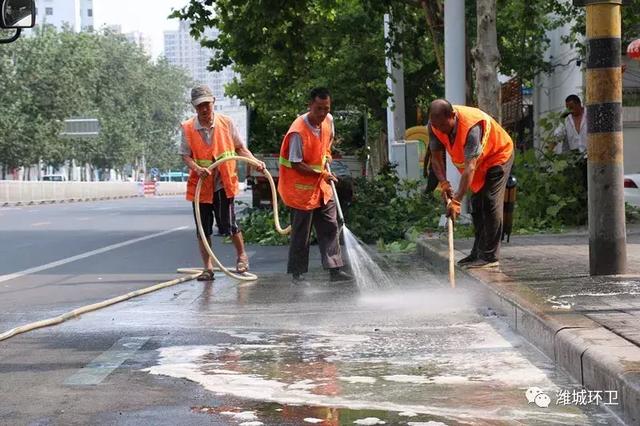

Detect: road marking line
0,226,188,284
31,222,51,227
64,337,149,385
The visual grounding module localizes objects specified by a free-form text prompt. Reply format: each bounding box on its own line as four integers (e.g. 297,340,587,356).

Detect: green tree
172,0,440,155
0,26,190,179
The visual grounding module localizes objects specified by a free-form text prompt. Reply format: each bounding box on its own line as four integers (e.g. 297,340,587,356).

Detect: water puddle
143,323,613,425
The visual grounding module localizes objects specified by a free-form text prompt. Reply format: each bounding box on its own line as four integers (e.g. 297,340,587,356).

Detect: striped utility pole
574,0,627,275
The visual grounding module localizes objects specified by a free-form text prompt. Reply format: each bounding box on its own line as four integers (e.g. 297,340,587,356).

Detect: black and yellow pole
574,0,627,275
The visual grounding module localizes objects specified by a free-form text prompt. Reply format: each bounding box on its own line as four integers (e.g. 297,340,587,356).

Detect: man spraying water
278,87,353,286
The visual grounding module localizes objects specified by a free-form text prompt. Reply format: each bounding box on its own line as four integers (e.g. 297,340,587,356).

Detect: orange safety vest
183,114,239,203
278,114,333,210
431,105,513,193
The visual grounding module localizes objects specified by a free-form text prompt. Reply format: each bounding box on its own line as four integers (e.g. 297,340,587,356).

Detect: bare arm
182,154,210,178
291,162,337,182
430,148,447,183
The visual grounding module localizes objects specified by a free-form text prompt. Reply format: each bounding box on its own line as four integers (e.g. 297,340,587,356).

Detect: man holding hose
180,84,265,281
428,99,514,269
278,87,352,285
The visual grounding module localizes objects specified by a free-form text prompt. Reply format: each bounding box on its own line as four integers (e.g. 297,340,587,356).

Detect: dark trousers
470,153,514,262
287,200,344,275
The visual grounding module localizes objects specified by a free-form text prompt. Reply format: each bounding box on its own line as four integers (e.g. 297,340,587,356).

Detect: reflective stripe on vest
278,114,333,210
183,114,240,203
431,105,513,193
279,156,324,172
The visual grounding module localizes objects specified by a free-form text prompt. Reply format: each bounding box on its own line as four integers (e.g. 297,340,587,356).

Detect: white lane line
31,221,51,227
0,226,188,284
64,337,149,385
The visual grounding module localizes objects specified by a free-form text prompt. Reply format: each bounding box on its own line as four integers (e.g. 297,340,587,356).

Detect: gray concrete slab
416,230,640,424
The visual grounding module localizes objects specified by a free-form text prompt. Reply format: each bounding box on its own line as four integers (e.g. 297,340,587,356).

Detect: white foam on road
353,418,386,425
142,340,579,424
339,376,377,384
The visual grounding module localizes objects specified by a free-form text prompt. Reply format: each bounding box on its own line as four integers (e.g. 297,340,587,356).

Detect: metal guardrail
0,181,186,205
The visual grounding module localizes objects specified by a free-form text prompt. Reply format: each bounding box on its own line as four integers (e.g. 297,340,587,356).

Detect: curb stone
416,236,640,424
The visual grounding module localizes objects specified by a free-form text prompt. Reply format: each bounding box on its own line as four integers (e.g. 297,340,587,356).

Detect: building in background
532,21,640,174
35,0,94,32
124,31,153,57
163,21,248,144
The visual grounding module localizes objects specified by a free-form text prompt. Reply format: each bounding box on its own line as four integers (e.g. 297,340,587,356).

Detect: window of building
45,7,53,15
88,9,93,17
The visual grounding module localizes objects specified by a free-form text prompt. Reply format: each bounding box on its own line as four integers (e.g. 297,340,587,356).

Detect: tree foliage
171,0,440,153
0,26,191,178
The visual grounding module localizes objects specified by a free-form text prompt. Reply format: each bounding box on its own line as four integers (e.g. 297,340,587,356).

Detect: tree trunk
472,0,501,121
419,0,445,75
368,130,388,177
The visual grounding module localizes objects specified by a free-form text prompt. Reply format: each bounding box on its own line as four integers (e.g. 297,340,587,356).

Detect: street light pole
574,0,627,275
444,0,465,192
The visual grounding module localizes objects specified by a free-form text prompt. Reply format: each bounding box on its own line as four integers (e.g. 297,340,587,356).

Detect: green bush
347,164,442,244
237,203,291,246
627,203,640,224
512,149,588,231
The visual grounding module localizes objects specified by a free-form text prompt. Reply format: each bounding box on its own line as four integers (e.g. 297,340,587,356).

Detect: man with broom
427,99,514,269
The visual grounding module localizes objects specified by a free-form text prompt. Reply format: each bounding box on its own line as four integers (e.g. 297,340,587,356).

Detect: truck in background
246,154,362,216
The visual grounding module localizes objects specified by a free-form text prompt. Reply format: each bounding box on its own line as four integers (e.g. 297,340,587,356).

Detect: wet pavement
1,264,621,425
451,231,640,345
0,198,625,425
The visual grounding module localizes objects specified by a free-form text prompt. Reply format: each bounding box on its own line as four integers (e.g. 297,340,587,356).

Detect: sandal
197,269,215,281
236,255,249,274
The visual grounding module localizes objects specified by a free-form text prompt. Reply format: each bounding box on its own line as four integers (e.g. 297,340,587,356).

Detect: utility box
390,140,421,180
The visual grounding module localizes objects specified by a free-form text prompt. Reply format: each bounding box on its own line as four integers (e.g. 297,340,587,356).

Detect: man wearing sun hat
179,84,265,281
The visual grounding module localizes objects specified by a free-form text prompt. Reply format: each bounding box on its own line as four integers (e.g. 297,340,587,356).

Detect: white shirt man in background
554,94,587,155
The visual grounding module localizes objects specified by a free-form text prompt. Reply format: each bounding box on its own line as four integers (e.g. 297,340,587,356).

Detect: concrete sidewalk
417,228,640,425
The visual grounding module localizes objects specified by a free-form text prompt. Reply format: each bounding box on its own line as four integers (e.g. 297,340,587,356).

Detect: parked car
41,174,67,181
625,174,640,207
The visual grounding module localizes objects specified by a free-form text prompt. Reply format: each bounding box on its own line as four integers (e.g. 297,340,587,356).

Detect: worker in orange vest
179,85,265,281
428,99,514,269
278,87,352,285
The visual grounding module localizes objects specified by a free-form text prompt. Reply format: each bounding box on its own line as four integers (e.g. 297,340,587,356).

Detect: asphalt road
0,196,623,425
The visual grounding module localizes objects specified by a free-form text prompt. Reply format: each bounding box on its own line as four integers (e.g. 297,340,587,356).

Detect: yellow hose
191,155,291,282
0,271,201,342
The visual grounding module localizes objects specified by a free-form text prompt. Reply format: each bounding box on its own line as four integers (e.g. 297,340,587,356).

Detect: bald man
428,99,514,269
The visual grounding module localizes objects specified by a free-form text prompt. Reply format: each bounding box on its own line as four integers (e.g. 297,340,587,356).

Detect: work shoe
465,259,500,269
457,254,477,266
329,268,353,283
292,273,311,286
